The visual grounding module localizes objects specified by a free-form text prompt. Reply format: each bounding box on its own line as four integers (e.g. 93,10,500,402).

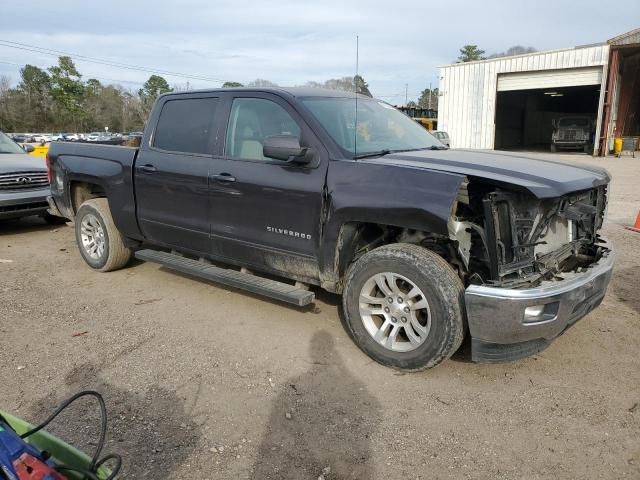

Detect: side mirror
23,144,35,153
263,135,309,164
551,119,557,129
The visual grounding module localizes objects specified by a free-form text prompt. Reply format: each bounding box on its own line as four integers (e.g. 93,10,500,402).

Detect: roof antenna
354,34,359,159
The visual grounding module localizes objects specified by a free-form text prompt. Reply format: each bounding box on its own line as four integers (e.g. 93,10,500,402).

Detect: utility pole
405,84,408,106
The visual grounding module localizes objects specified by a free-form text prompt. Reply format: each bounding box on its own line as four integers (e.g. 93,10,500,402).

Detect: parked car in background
551,116,594,153
11,134,29,143
63,133,80,141
432,131,450,147
31,134,46,143
86,132,105,141
0,131,64,224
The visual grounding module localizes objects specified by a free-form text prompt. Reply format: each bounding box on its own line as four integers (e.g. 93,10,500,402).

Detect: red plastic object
13,452,68,480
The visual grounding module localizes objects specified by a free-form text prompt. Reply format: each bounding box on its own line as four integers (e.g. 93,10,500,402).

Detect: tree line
0,56,174,133
0,58,381,134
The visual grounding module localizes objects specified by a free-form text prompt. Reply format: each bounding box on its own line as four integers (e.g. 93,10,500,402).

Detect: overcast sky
0,0,638,105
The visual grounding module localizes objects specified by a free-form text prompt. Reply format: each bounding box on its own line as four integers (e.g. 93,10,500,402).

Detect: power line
0,39,225,85
0,59,144,87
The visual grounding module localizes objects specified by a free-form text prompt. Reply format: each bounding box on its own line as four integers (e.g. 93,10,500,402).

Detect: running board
135,249,315,307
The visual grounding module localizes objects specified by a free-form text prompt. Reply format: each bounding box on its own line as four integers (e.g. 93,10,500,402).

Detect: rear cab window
153,97,219,154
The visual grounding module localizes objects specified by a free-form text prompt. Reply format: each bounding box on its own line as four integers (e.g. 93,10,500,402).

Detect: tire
42,212,67,225
75,198,132,272
583,144,591,154
342,243,465,371
550,144,557,153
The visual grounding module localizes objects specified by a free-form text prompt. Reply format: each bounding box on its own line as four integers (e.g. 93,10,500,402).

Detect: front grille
561,130,577,141
0,171,49,191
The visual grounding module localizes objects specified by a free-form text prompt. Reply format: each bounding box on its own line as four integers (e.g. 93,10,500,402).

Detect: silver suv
551,116,593,153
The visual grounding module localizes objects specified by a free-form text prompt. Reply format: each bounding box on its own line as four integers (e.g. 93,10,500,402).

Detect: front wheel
75,198,132,272
342,243,465,371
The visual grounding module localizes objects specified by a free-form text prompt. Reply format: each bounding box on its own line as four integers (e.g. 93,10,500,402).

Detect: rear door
134,93,221,254
207,93,329,281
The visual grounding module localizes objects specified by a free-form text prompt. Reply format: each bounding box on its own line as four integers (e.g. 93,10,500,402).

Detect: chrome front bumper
465,244,614,362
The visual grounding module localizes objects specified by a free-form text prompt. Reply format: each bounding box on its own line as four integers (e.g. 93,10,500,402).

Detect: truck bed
47,142,141,238
48,142,139,167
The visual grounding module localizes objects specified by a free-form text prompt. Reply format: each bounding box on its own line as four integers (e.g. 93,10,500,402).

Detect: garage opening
494,85,600,152
494,67,603,152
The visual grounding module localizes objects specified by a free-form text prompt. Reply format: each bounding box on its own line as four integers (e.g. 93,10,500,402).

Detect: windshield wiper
353,149,392,159
425,145,448,150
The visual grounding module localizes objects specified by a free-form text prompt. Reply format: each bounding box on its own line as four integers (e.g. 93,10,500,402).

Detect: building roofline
607,27,640,45
438,43,608,69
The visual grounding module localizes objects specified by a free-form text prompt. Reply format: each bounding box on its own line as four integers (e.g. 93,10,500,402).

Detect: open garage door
497,67,603,91
495,69,602,152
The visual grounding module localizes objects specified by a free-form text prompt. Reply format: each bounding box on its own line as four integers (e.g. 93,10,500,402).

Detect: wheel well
335,222,465,288
70,181,106,214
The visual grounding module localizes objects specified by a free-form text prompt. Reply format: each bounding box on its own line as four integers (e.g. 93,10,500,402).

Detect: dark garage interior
494,85,600,151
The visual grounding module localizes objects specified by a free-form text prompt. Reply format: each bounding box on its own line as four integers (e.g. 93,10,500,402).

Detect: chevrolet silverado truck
46,88,613,370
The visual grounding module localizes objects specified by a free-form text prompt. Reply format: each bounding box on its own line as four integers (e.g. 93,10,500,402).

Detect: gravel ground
1,153,638,479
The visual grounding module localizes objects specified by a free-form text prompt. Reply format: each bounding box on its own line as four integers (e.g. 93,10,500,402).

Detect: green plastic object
0,410,112,479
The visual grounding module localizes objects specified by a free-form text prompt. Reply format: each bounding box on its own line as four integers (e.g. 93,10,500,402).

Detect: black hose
20,390,120,478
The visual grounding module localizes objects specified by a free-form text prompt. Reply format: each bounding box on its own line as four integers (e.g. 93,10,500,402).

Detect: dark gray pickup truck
47,87,613,370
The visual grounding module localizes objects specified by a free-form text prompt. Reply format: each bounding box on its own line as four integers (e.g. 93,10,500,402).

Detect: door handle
211,173,236,183
140,164,157,173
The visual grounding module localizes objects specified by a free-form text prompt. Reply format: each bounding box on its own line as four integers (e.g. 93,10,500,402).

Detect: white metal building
437,43,611,153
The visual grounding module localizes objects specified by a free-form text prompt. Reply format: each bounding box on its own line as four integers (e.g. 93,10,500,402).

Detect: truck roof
159,87,369,100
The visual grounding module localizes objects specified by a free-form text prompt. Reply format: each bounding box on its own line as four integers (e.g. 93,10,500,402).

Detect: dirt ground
1,153,638,479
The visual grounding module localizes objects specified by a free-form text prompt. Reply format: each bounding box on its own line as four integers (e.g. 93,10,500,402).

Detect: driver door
207,93,329,281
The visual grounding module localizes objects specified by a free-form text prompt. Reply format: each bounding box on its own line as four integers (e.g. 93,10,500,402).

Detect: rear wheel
550,144,557,153
342,243,465,371
75,198,131,272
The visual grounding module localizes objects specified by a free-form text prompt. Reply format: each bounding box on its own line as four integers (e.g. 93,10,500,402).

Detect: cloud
0,0,638,104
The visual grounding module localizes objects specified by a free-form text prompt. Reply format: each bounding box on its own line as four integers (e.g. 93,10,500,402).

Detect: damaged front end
449,177,614,363
450,178,610,289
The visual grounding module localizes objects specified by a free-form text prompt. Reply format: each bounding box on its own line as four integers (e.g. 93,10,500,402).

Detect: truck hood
365,149,610,198
0,153,47,173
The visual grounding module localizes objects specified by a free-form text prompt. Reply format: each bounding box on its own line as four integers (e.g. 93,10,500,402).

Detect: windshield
559,118,589,127
0,132,27,154
301,97,443,157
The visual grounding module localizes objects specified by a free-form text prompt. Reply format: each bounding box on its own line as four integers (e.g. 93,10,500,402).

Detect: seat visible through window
225,98,301,160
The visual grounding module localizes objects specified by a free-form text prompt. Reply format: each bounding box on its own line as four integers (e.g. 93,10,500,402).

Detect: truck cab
551,116,594,153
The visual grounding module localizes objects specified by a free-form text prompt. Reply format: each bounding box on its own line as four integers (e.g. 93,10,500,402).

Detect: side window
154,97,218,154
225,98,301,160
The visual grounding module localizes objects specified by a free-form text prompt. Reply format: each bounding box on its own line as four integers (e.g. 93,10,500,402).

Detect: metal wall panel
438,44,610,149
